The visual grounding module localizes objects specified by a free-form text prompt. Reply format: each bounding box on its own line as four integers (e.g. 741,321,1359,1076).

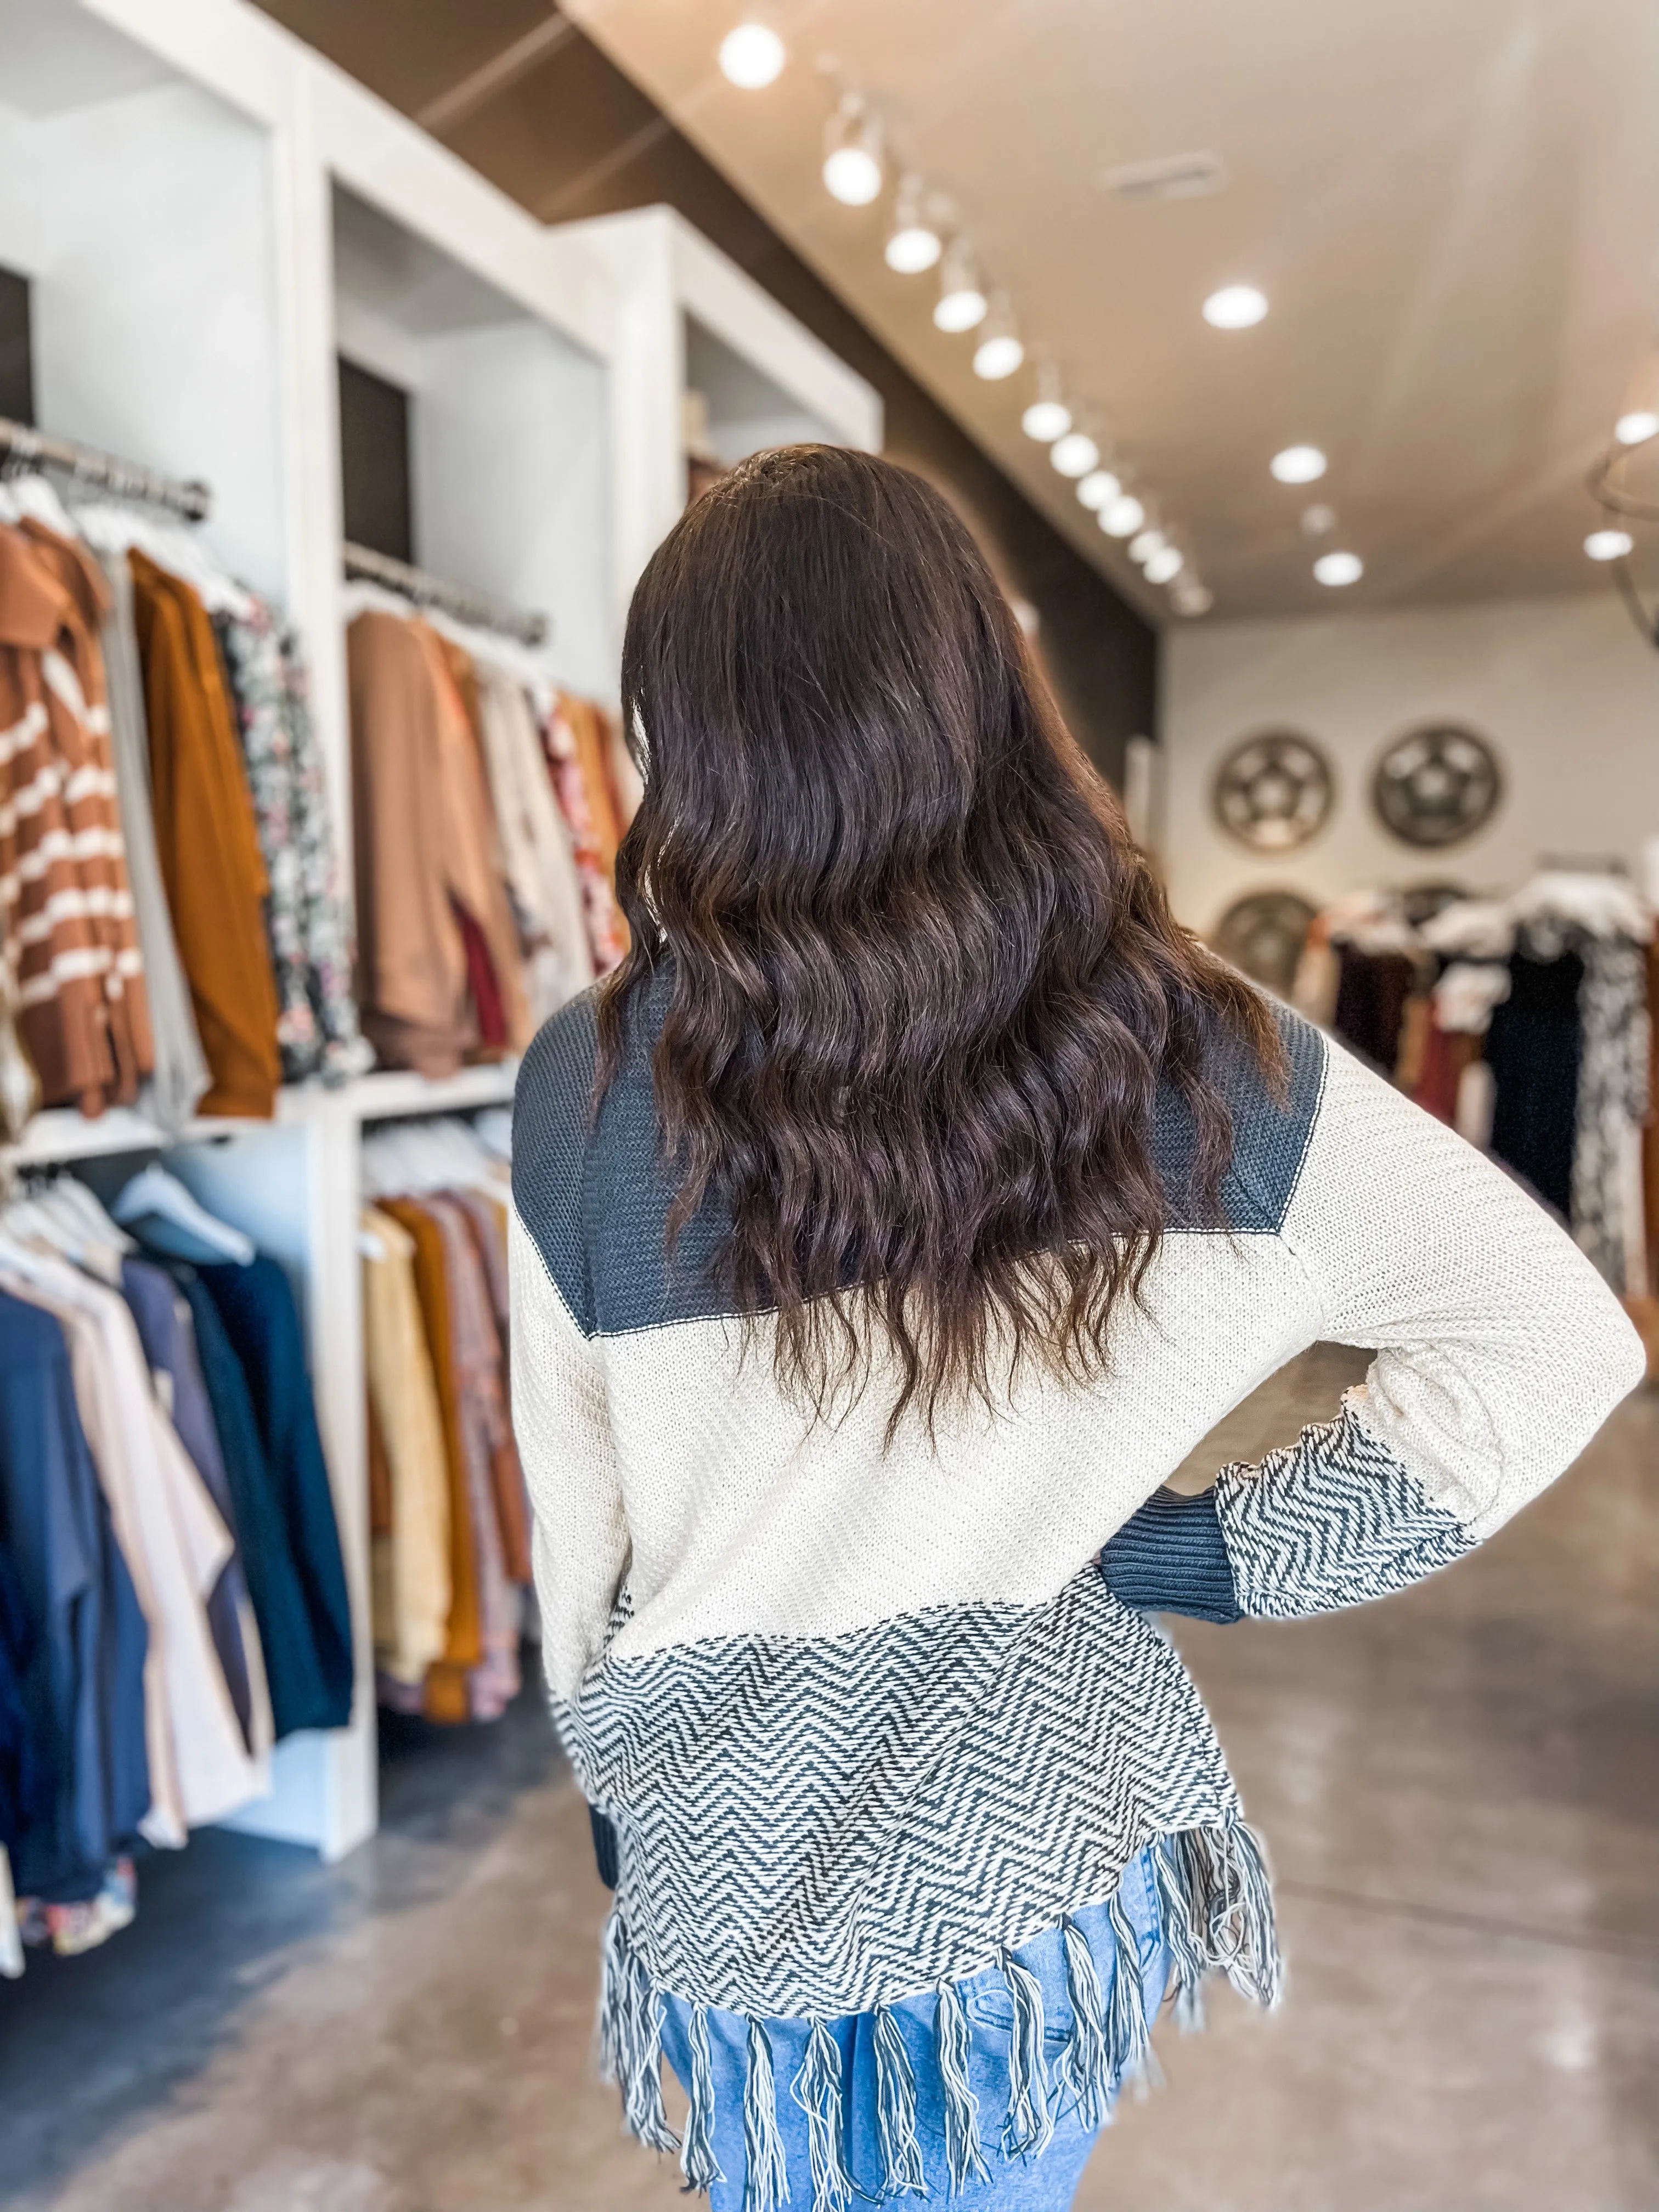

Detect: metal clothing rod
0,415,211,521
342,540,550,648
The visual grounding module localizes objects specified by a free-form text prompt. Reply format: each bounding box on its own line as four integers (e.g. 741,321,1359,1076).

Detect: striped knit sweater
509,975,1643,2172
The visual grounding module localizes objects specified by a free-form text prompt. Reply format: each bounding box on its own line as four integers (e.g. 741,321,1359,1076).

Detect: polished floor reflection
3,1346,1654,2211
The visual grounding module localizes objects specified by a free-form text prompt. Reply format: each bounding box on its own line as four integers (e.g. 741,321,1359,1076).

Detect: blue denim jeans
661,1844,1170,2209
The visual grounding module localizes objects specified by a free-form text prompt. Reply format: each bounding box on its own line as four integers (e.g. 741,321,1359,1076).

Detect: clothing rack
342,540,550,647
0,415,211,521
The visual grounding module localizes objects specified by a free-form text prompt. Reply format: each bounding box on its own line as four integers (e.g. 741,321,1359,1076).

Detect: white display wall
0,0,881,1859
1160,592,1659,939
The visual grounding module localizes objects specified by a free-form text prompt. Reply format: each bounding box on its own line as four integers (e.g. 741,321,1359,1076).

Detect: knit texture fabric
509,973,1643,2143
1101,1488,1242,1623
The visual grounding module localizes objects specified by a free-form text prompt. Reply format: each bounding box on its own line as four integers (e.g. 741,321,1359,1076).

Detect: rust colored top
129,552,280,1118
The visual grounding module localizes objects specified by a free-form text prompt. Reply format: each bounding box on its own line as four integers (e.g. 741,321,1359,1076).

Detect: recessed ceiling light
1101,494,1146,537
1022,398,1071,442
1584,528,1633,561
1313,550,1363,586
1615,411,1658,446
823,95,883,205
1300,503,1336,538
1171,578,1214,617
933,240,987,332
718,20,786,87
1203,284,1268,329
1128,528,1166,565
1049,431,1100,479
1076,469,1121,511
1271,444,1326,483
1144,545,1184,584
884,174,941,273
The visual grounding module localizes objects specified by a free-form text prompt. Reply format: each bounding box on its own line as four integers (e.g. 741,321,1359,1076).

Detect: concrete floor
3,1344,1655,2211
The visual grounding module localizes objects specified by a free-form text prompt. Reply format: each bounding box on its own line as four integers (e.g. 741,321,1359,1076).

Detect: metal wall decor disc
1211,731,1335,853
1372,723,1502,849
1211,890,1319,994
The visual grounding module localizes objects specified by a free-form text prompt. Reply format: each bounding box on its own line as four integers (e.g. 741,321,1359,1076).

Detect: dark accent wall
337,357,414,564
256,2,1158,778
0,267,36,427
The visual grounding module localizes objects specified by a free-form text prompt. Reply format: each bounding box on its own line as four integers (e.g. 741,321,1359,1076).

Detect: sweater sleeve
509,996,630,1708
508,1205,628,1703
1209,1031,1644,1620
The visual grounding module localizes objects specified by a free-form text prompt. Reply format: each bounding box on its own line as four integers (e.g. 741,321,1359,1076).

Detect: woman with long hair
510,445,1640,2209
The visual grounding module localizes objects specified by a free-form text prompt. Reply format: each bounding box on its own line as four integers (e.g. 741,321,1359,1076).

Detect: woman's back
508,446,1641,2207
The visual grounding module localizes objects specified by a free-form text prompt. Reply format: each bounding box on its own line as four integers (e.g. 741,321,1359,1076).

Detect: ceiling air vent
1097,150,1226,203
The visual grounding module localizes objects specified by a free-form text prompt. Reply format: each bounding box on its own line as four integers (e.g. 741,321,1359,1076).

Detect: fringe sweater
509,978,1643,2175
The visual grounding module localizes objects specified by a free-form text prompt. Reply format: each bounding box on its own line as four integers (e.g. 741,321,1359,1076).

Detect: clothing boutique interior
0,2,1655,2208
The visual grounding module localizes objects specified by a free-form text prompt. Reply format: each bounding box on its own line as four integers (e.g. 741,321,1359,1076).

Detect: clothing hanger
8,469,82,543
74,498,257,622
52,1176,138,1257
16,1183,126,1286
111,1163,256,1265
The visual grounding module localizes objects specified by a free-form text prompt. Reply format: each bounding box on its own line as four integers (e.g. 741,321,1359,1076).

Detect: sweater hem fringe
596,1818,1282,2203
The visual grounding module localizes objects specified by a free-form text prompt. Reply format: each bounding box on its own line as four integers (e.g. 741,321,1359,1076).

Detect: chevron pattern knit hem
557,1566,1244,2019
597,1821,1282,2203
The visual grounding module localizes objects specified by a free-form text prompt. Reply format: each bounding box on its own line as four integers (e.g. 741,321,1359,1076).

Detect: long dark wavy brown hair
598,445,1279,1435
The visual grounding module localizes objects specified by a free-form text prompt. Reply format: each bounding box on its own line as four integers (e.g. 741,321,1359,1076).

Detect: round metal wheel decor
1211,890,1319,995
1371,723,1502,849
1211,731,1334,853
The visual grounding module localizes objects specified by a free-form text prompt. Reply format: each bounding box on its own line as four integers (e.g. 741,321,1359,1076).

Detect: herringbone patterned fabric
561,1569,1235,2016
1215,1401,1473,1618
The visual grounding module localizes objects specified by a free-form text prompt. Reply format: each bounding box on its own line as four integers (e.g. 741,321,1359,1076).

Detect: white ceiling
561,0,1659,622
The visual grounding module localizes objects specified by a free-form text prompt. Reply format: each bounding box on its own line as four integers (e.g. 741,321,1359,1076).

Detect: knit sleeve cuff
1101,1486,1244,1624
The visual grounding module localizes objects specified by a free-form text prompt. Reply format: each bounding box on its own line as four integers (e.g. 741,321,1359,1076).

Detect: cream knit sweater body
510,977,1641,2032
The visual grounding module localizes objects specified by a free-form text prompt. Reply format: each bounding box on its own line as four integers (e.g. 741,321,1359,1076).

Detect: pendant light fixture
822,93,884,206
972,296,1024,381
884,174,943,273
718,18,786,88
1020,363,1071,443
933,239,988,333
1076,469,1121,511
1049,430,1100,479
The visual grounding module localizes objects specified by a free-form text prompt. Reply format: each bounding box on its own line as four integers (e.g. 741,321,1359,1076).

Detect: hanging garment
98,551,210,1133
1331,944,1415,1073
195,1258,353,1735
167,1267,342,1741
0,524,154,1110
1571,934,1652,1292
129,551,281,1118
473,663,593,1025
0,1251,264,1839
1486,945,1584,1218
421,630,531,1052
377,1196,482,1720
362,1205,452,1690
0,1289,148,1900
422,1194,521,1718
215,602,365,1086
543,696,629,974
448,1188,530,1585
348,611,529,1077
120,1257,270,1756
0,1545,41,1869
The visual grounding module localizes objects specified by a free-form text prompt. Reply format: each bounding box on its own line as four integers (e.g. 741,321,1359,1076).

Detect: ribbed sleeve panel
1100,1487,1243,1623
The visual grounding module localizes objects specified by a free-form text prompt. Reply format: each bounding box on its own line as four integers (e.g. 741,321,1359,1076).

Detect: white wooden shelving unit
0,0,880,1861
